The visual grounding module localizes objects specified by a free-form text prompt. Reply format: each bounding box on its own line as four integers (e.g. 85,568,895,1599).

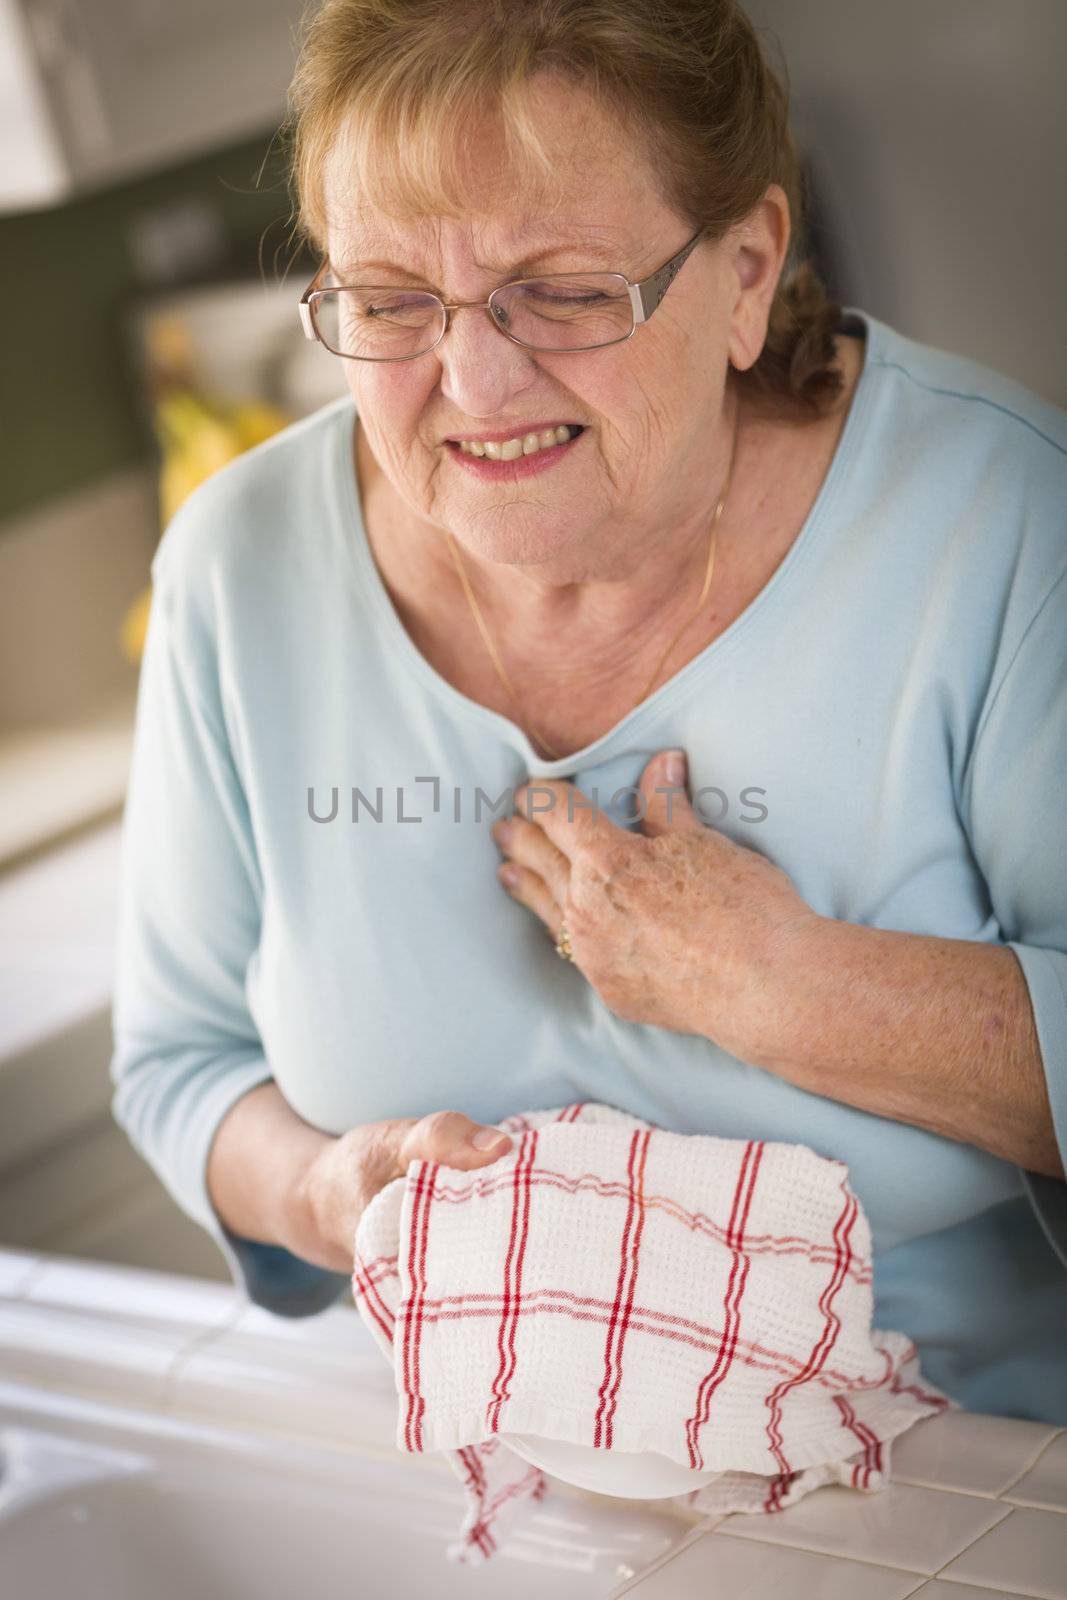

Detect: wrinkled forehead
325,217,640,284
320,80,659,264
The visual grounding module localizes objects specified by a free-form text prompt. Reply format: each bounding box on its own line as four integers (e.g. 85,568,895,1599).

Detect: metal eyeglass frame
297,224,708,360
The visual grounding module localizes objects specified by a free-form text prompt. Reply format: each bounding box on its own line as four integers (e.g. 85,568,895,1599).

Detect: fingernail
471,1126,510,1151
663,749,687,786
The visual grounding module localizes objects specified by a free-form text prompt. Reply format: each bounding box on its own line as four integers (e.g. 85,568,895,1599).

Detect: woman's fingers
492,812,570,905
491,779,634,952
512,779,621,876
498,860,563,937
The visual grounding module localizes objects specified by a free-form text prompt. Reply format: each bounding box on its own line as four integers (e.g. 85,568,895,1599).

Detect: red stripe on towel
486,1129,538,1433
763,1175,859,1508
685,1139,765,1469
595,1127,651,1449
401,1157,437,1452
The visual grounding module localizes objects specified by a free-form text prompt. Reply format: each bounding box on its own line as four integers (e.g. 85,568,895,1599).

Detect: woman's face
322,73,782,576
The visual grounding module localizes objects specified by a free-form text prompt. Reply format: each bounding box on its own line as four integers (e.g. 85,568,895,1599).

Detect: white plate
501,1431,722,1499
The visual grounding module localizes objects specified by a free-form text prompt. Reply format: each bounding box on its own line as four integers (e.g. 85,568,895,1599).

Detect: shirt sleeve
109,512,351,1317
960,561,1067,1265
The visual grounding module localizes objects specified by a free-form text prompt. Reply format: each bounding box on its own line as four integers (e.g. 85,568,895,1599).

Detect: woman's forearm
205,1081,334,1256
744,919,1064,1180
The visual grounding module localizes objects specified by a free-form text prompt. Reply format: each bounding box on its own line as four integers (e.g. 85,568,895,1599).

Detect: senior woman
110,0,1067,1425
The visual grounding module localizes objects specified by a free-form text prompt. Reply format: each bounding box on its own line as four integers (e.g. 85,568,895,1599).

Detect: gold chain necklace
441,398,740,761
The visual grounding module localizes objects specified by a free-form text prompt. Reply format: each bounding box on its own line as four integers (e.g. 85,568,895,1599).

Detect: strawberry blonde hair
283,0,844,416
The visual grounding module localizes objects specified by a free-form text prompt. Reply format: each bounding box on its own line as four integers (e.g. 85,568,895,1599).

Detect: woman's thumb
402,1110,513,1168
467,1119,513,1156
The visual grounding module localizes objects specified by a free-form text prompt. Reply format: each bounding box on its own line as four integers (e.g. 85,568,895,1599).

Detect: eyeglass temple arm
298,260,330,341
630,227,707,324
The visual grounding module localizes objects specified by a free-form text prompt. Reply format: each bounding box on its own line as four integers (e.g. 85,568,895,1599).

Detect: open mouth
447,424,586,459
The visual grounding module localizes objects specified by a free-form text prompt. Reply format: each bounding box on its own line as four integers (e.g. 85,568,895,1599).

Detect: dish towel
351,1101,957,1566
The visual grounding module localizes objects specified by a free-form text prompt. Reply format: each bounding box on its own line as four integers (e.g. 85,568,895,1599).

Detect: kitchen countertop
1,1246,1064,1598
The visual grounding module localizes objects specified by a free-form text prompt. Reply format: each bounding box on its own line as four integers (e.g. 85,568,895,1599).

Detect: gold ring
555,920,576,962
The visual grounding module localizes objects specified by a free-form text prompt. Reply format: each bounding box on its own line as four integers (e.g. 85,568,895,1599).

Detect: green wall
0,131,311,525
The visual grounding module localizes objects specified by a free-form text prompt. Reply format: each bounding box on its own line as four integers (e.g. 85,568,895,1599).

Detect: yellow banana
155,390,246,525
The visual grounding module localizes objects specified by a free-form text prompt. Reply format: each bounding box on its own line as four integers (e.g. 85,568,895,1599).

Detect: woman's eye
364,295,423,317
527,289,607,307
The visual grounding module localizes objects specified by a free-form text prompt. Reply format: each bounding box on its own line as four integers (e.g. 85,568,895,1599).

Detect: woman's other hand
291,1111,513,1274
492,750,822,1062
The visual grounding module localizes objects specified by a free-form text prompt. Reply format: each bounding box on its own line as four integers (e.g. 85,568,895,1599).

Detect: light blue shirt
110,307,1067,1424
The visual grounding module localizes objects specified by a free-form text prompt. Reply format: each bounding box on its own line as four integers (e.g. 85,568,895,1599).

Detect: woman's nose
434,304,540,416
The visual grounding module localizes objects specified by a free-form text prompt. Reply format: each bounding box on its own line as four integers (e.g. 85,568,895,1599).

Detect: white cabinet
0,0,304,212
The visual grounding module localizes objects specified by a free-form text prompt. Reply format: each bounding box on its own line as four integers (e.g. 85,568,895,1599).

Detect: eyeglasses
297,226,707,361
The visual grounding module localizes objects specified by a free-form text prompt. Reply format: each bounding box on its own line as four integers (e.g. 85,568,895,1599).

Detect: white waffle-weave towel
352,1101,957,1565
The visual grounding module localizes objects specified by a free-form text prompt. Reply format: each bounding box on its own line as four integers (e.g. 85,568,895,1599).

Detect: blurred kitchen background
1,0,1064,1282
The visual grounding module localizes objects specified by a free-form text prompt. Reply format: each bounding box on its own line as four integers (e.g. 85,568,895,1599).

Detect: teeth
461,424,577,458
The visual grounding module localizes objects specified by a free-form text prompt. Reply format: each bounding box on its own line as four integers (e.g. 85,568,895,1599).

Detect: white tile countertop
1,1246,1064,1598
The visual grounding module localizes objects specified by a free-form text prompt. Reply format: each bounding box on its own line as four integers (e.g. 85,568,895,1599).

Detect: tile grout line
890,1432,1067,1507
999,1425,1067,1495
711,1532,944,1578
610,1495,1023,1599
922,1501,1018,1589
604,1515,721,1598
711,1493,1020,1581
159,1300,248,1411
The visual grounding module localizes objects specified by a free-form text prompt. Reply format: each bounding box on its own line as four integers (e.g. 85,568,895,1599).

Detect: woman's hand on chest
490,750,822,1062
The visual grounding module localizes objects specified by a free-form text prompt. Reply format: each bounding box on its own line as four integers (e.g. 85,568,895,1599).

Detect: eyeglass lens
312,274,634,358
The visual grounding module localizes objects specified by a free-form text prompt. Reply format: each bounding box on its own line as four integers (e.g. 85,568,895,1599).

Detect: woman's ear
726,183,792,373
